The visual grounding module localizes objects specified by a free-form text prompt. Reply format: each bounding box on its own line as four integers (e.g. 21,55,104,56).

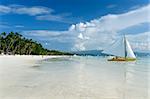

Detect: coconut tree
12,32,23,54
0,32,7,53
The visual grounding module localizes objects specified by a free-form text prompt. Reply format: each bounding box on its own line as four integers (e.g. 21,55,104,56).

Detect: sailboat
102,35,136,61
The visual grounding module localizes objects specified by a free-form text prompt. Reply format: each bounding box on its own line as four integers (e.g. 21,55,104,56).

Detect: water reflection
29,56,149,99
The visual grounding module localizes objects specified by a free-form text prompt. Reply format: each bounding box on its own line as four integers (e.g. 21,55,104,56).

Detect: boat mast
124,35,127,58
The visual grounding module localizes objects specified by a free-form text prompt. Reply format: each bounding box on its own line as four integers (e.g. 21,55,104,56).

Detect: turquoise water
30,56,149,99
1,56,149,99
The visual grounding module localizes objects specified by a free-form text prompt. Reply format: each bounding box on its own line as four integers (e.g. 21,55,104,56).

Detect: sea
29,56,150,99
1,55,149,99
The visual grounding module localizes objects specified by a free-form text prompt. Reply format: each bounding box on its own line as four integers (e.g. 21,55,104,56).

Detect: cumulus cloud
70,4,150,51
127,32,150,51
22,4,150,51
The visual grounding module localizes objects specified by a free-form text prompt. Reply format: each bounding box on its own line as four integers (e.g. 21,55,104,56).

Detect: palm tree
5,32,14,54
1,32,6,37
0,32,72,55
0,32,7,54
12,32,23,54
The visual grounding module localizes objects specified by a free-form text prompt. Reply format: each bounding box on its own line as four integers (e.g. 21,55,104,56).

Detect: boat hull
108,58,136,61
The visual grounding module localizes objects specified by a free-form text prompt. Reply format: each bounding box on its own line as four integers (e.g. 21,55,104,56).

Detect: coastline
0,55,149,99
0,55,69,67
0,55,70,99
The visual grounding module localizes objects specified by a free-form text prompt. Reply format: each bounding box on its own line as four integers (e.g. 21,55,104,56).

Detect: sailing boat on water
102,35,136,61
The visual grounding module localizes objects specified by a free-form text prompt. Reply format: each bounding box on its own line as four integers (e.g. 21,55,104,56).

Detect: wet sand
0,55,149,99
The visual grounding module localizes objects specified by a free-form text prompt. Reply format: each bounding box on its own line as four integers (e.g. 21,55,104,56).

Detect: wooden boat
102,35,136,61
107,57,136,61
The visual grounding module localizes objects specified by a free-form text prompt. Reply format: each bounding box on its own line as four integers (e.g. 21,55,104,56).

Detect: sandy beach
0,55,149,99
0,55,69,99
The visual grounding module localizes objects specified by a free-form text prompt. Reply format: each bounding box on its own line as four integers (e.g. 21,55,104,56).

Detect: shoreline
0,55,149,99
0,54,71,60
0,55,71,99
0,55,71,69
0,55,70,64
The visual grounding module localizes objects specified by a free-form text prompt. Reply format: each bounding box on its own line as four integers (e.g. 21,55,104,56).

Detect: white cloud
12,6,52,16
23,30,76,44
0,22,25,29
0,5,11,13
0,4,70,23
18,4,150,51
36,14,71,23
127,32,150,51
36,12,72,23
70,4,150,51
24,30,69,37
0,5,52,15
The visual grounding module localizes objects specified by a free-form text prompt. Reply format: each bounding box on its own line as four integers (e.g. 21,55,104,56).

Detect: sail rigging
102,36,136,59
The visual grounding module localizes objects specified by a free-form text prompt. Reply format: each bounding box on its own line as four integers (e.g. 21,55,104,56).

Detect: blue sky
0,0,150,51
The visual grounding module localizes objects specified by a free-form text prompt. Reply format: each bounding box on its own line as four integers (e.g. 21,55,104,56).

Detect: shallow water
1,56,150,99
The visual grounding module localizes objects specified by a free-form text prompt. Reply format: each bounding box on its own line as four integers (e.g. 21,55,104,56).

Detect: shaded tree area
0,32,73,55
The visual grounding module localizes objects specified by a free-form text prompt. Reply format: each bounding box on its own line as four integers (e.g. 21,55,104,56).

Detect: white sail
102,38,125,57
125,38,136,58
102,36,136,58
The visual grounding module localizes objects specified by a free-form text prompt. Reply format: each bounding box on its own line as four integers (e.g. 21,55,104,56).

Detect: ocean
30,56,149,99
0,56,149,99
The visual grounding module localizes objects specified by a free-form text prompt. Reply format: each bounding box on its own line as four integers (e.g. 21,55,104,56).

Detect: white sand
0,55,149,99
0,55,68,99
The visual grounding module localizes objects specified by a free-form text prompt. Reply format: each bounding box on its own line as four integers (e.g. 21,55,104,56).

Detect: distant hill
71,50,150,57
134,51,150,57
71,50,107,56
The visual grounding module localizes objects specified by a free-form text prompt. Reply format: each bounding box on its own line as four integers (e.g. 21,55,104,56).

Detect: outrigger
102,35,136,61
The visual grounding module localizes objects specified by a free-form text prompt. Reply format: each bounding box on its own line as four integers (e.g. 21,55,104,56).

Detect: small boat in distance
102,35,136,61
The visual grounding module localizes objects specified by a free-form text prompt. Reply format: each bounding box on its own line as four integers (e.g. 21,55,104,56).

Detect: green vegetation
0,32,73,55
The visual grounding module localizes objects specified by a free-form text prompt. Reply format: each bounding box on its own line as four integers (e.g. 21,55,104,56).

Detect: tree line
0,32,72,55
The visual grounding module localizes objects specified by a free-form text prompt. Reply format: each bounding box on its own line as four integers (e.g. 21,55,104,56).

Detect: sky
0,0,150,52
